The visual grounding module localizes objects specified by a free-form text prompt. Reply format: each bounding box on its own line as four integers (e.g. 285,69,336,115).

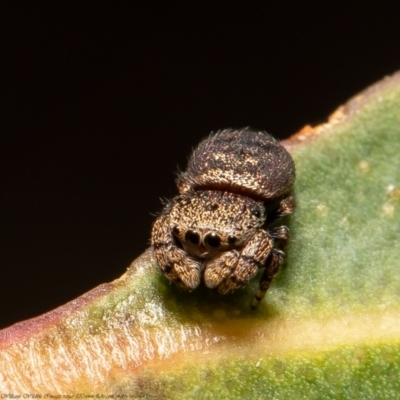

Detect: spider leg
204,250,240,288
218,230,273,294
269,225,290,249
251,249,284,308
251,225,290,308
152,214,202,290
267,195,296,224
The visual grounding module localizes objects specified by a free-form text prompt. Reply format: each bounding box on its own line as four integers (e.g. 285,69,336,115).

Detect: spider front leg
151,214,202,290
251,225,290,309
204,250,241,289
217,230,273,295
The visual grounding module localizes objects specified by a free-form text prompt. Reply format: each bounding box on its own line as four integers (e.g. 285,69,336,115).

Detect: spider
151,128,295,308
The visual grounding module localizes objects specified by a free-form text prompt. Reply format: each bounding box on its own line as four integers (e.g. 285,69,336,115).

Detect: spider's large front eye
185,230,201,245
204,232,221,248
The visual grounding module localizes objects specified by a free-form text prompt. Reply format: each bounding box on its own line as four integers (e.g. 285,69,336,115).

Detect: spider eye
228,235,237,245
185,230,201,245
204,232,221,248
252,209,261,218
172,226,180,236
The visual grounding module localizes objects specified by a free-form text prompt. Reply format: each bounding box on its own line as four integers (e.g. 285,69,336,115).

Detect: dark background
1,2,399,329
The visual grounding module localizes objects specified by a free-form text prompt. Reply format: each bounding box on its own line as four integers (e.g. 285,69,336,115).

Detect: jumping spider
151,128,295,308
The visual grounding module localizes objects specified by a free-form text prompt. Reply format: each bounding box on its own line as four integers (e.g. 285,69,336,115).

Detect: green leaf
1,72,400,398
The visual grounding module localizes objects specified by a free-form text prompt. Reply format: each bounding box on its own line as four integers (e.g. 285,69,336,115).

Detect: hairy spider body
151,128,295,308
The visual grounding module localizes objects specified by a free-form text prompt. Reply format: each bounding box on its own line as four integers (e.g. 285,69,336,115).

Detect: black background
1,2,399,329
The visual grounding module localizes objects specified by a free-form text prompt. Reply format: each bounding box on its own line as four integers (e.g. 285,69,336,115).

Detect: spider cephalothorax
151,128,295,308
